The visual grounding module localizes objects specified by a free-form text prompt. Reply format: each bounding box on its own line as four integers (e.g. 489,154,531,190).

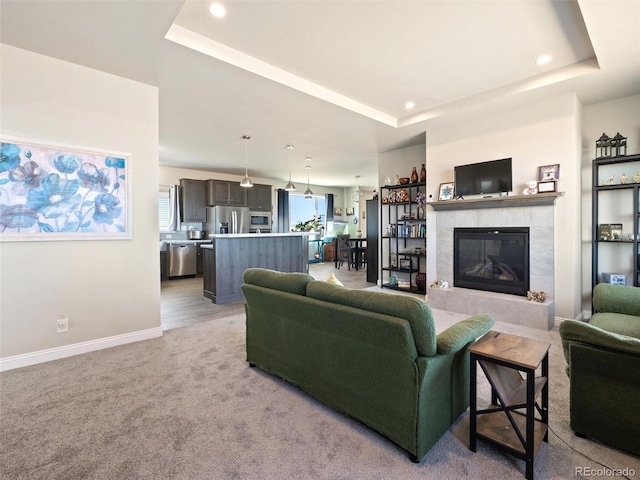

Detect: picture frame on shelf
598,224,611,241
538,164,560,181
598,223,623,241
438,182,454,201
537,180,557,193
399,258,412,270
610,223,623,240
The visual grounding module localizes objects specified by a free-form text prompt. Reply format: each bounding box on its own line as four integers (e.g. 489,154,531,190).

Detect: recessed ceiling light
404,101,415,110
535,55,552,66
285,144,294,150
209,3,226,18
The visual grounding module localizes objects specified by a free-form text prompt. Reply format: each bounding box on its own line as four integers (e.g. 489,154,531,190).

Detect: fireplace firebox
454,227,529,296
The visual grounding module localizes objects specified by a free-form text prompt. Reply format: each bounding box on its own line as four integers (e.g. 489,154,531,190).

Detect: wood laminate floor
160,262,374,331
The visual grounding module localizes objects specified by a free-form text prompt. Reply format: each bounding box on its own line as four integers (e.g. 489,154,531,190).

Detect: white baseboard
0,327,163,372
554,311,584,328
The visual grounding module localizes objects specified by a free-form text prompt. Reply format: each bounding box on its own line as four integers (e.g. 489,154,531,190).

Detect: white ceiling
1,0,639,189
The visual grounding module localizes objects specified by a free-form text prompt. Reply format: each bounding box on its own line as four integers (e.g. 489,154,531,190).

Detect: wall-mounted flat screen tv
454,158,512,196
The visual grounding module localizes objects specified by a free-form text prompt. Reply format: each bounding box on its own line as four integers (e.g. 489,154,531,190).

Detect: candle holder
610,132,627,157
595,133,611,159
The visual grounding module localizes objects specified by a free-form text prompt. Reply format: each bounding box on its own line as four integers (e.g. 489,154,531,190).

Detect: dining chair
336,234,353,270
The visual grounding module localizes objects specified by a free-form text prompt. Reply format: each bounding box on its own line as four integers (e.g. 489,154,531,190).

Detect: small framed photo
399,258,412,270
602,273,626,285
346,207,354,216
538,164,560,181
334,207,342,216
598,224,611,241
438,182,454,201
537,180,557,193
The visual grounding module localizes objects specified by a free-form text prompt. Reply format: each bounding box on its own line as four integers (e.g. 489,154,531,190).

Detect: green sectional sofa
559,283,640,455
241,268,494,462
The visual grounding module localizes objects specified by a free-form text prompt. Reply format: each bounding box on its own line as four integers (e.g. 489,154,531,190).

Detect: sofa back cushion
243,268,314,296
306,281,437,356
593,283,640,317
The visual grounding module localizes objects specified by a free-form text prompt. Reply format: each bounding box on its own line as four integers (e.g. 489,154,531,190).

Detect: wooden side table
469,331,550,480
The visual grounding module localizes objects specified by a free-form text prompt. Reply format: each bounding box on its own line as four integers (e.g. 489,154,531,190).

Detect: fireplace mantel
428,192,563,211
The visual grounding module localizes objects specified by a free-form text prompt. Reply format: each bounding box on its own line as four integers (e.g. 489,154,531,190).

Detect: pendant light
240,135,253,188
304,157,313,199
284,170,296,191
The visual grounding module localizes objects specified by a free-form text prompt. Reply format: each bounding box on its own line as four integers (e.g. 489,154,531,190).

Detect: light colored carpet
1,308,638,479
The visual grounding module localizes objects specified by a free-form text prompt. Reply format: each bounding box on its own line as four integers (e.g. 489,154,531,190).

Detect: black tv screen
454,158,512,196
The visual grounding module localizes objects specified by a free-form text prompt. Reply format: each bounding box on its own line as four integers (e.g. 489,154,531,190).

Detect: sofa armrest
559,320,640,371
436,315,495,355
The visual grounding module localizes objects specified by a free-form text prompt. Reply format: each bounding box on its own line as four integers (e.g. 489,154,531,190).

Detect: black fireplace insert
454,227,530,296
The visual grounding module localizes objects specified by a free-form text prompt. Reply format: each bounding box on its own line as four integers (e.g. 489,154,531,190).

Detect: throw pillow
326,272,344,286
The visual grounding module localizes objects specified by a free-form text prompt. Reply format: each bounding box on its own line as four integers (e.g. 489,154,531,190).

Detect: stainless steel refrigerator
205,205,250,235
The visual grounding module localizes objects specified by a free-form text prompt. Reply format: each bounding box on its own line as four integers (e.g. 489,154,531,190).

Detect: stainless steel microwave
249,211,272,230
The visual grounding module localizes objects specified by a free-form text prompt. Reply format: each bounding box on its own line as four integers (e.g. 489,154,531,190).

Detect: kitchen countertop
208,232,312,238
162,239,212,244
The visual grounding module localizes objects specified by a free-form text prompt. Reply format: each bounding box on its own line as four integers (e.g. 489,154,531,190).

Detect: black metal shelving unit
592,153,640,291
380,181,426,294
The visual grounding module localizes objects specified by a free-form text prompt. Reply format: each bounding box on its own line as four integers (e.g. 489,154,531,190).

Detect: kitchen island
202,233,310,304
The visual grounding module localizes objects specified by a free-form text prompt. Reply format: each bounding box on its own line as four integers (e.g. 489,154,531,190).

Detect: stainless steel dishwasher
168,243,198,278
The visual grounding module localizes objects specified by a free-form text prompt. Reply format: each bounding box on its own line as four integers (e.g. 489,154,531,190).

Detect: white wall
0,45,160,367
581,94,640,316
425,93,582,321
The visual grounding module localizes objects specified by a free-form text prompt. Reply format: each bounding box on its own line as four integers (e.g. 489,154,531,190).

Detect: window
289,194,326,231
159,187,171,231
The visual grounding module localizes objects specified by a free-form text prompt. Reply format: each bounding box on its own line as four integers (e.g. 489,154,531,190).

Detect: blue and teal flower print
53,154,80,174
77,163,110,192
93,193,121,224
25,173,81,218
105,157,125,169
0,204,39,229
0,142,128,236
9,161,48,195
1,143,21,172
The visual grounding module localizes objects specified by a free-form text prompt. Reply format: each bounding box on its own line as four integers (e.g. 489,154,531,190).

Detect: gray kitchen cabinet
206,179,247,206
246,184,272,211
203,235,307,304
196,243,204,275
180,179,206,222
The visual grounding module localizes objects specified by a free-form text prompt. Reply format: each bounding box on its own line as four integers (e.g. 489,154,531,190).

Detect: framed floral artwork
0,136,132,241
438,182,454,201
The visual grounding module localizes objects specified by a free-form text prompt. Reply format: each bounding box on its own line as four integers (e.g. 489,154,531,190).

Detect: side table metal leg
470,354,477,452
526,368,535,480
542,353,549,442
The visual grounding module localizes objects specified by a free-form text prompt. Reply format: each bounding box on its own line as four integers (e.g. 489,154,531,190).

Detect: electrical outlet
56,317,68,333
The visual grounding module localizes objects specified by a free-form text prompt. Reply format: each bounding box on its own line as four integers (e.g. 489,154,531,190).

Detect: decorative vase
420,163,426,182
411,166,419,183
415,272,426,291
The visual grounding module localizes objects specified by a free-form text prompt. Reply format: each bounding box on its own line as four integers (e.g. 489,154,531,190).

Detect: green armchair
559,284,640,455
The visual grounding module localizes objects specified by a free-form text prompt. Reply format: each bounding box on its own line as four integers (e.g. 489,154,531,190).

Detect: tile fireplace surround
428,193,561,330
